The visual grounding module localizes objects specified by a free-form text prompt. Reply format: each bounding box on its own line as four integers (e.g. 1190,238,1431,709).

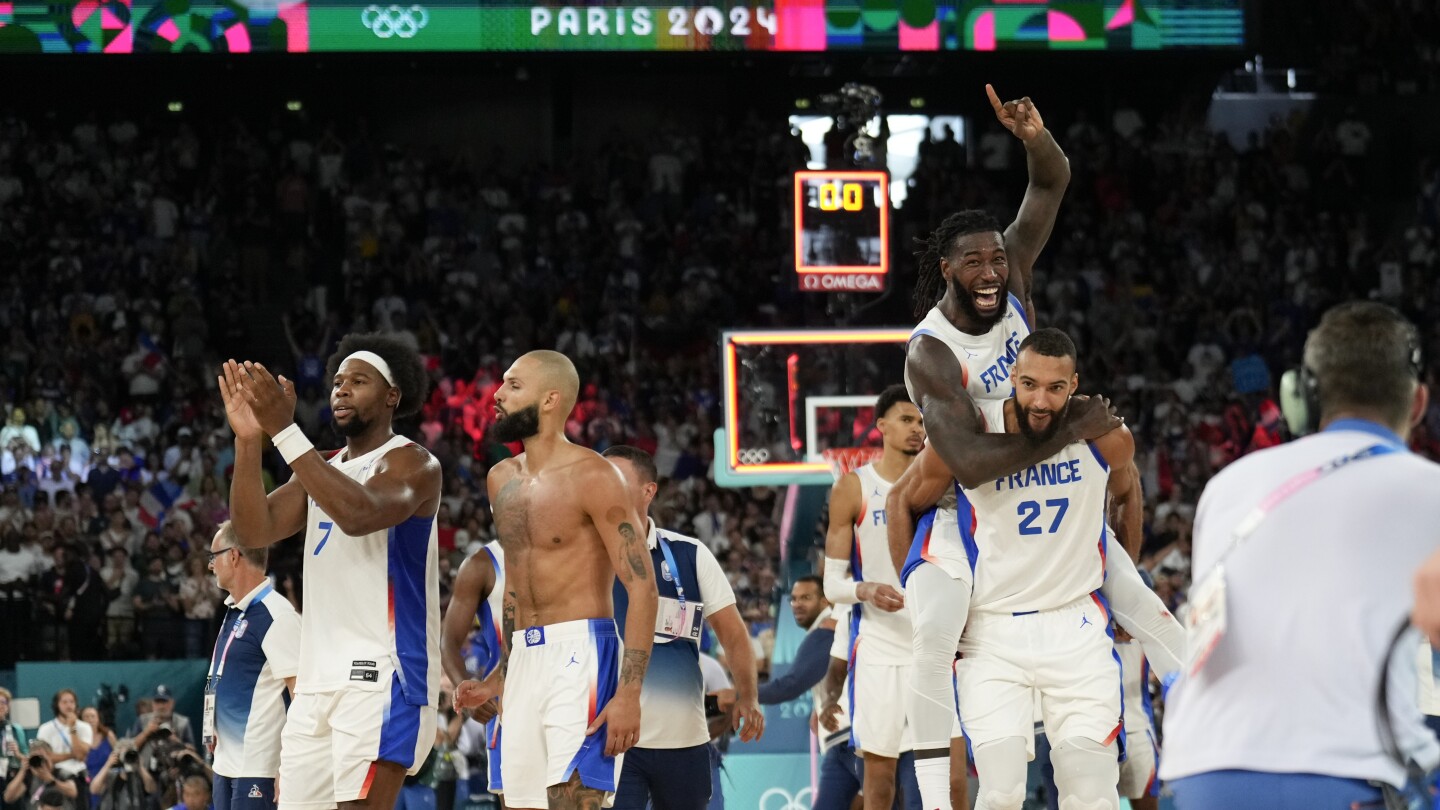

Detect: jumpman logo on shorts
1079,614,1092,629
566,652,580,668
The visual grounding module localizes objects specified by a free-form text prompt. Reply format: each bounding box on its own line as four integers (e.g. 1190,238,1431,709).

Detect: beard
335,413,373,438
490,403,541,443
1016,398,1069,444
949,277,1008,332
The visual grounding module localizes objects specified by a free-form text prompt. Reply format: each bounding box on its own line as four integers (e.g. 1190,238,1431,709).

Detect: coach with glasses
205,522,300,810
1161,301,1440,809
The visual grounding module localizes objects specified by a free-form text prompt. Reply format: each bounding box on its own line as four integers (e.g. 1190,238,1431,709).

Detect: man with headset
1161,301,1440,808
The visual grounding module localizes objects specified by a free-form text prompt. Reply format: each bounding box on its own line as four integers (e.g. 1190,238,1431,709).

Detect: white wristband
273,423,314,465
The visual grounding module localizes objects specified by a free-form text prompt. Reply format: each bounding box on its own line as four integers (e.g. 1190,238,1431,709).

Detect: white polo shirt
1161,419,1440,788
210,577,301,779
614,520,737,750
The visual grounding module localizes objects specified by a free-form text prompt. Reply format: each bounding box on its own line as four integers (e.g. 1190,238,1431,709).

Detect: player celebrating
950,329,1130,810
458,350,658,810
219,334,442,810
821,385,927,810
901,85,1119,810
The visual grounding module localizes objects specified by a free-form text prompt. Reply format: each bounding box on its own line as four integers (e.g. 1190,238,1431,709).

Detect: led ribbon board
0,0,1245,53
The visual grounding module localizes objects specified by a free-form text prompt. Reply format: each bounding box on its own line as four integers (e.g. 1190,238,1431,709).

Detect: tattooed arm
581,455,657,757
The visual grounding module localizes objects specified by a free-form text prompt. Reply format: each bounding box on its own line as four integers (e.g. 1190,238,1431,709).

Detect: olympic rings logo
361,4,428,38
759,787,814,810
737,447,771,465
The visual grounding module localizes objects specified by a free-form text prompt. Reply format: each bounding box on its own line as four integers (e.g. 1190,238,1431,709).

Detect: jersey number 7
314,521,334,555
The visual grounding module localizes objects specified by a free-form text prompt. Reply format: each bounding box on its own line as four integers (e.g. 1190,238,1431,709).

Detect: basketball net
820,447,884,482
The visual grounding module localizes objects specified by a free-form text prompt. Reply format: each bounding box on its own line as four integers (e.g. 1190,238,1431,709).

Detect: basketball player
950,329,1131,810
218,333,442,810
441,542,506,797
901,86,1119,810
887,444,1184,681
1112,626,1158,810
455,350,658,810
821,385,925,810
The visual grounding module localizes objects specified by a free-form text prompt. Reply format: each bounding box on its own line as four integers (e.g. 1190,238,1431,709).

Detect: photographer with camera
35,691,91,810
89,741,155,810
148,741,211,810
126,687,194,761
3,741,78,810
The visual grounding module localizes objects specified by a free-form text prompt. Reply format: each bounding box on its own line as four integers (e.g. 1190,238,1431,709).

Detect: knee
1059,798,1115,810
1050,738,1119,810
976,784,1023,810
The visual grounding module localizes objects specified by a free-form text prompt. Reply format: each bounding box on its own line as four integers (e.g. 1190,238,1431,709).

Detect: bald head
521,350,580,413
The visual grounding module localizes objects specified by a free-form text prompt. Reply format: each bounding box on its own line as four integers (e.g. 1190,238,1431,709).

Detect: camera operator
148,740,211,810
127,686,195,763
89,741,155,810
3,742,78,810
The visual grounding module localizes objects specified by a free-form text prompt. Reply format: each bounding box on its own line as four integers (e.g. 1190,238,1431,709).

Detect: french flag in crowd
138,480,193,529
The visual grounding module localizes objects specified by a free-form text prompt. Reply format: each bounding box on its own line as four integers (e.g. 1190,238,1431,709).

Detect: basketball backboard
713,327,912,487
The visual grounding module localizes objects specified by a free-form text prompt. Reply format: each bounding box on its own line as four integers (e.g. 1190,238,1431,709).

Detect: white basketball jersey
851,463,912,661
963,438,1110,615
904,293,1033,407
298,434,441,707
1116,640,1155,734
472,542,507,679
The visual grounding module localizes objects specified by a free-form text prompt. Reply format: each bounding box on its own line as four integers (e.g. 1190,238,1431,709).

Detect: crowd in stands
0,69,1435,669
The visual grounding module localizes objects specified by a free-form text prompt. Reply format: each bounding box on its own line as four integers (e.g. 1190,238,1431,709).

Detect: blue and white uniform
611,521,737,810
279,434,441,809
844,463,913,758
954,438,1122,754
465,542,506,794
502,618,623,809
902,295,1032,588
1114,640,1158,800
211,578,301,810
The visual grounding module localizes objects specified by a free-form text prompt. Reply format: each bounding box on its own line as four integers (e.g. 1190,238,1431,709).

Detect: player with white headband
218,333,442,810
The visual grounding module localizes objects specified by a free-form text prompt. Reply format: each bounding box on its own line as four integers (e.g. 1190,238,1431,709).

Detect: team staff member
601,446,763,810
1162,302,1440,808
206,522,300,810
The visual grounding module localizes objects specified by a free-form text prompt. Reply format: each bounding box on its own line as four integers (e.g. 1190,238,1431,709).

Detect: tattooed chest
492,476,576,552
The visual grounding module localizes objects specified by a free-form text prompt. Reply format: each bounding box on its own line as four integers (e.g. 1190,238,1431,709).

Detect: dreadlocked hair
325,332,430,419
912,209,1004,319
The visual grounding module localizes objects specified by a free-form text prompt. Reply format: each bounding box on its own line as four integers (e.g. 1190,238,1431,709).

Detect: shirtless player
457,350,659,810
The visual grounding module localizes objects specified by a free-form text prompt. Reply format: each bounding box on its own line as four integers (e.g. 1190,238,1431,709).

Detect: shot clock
793,171,890,293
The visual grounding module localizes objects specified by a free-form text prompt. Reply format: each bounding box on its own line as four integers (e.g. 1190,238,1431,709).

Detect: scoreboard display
0,0,1245,54
793,171,890,293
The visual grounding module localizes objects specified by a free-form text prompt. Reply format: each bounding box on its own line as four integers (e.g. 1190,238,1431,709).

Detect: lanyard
50,720,70,753
657,536,685,611
1211,443,1399,570
208,582,273,683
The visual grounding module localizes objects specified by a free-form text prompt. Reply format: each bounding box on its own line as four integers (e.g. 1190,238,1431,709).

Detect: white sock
914,755,951,810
